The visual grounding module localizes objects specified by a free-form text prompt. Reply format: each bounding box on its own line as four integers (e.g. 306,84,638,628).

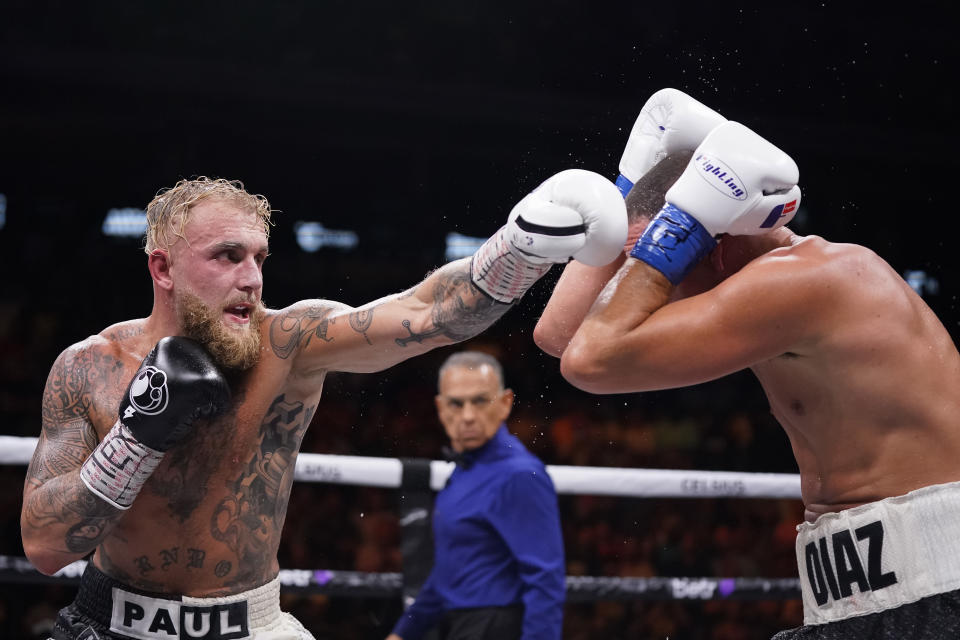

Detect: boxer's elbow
560,335,623,393
21,537,71,576
533,319,568,358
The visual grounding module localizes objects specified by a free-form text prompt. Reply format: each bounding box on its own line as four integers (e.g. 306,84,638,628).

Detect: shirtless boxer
535,89,960,638
21,169,626,639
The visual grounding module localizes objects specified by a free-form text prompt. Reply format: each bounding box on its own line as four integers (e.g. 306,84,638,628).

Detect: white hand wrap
80,421,164,510
470,225,552,304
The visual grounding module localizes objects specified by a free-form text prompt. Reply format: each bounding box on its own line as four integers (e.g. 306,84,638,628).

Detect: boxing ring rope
0,435,803,601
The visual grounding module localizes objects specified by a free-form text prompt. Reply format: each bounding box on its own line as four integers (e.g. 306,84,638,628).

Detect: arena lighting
102,207,147,238
294,221,358,252
0,193,6,230
445,232,485,260
904,269,939,297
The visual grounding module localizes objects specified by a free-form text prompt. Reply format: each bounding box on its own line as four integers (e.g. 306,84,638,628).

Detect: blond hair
144,176,273,253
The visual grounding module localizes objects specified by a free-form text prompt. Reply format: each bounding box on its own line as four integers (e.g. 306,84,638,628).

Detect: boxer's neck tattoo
106,325,145,342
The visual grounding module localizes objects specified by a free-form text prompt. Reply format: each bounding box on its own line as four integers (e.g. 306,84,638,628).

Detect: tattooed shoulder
103,323,145,343
29,338,122,483
41,338,124,431
268,300,350,359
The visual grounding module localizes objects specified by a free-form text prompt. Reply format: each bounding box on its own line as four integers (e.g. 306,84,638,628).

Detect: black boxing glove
80,337,230,509
119,336,230,450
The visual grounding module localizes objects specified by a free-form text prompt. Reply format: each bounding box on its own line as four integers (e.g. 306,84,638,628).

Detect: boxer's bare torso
25,310,330,595
552,232,960,522
746,237,960,522
22,189,526,598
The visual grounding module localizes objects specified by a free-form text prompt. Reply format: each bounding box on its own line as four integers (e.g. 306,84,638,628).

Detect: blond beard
175,291,265,371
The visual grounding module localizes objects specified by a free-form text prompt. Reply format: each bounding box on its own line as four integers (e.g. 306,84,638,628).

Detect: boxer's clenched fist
616,88,727,198
630,121,801,285
506,169,627,267
471,170,627,303
80,337,230,509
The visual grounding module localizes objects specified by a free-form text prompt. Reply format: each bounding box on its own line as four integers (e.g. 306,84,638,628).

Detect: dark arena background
1,3,957,638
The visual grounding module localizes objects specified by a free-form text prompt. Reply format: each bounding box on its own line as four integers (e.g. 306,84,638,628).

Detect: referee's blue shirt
391,425,565,640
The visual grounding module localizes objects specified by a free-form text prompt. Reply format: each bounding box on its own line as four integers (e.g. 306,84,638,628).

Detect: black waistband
70,564,252,639
74,564,176,621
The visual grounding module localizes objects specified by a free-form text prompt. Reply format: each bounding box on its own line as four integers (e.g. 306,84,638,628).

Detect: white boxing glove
630,121,801,285
616,88,727,198
668,121,801,236
471,169,627,303
508,169,627,266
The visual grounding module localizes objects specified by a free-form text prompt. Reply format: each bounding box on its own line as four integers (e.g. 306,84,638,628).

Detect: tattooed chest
135,394,315,579
209,396,315,543
144,410,244,522
97,388,317,590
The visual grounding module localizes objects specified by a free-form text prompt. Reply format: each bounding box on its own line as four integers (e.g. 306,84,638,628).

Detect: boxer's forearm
535,257,624,357
407,257,514,344
21,471,123,574
560,260,673,392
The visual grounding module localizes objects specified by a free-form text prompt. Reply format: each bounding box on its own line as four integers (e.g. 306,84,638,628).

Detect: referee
387,351,565,640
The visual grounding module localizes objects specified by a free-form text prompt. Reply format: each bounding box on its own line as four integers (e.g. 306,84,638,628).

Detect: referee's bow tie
441,446,473,469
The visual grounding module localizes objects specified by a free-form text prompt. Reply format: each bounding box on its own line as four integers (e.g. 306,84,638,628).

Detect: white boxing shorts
773,480,960,639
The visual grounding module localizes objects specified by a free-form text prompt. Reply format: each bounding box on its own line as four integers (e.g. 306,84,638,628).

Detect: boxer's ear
148,249,174,290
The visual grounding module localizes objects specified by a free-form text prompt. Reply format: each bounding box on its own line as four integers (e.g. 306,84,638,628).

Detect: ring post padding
399,458,435,604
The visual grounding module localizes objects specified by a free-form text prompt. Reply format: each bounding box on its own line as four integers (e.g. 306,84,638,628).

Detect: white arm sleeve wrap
470,226,552,304
79,421,164,510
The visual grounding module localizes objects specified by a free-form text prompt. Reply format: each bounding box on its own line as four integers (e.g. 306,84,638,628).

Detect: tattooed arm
21,340,125,574
271,257,513,374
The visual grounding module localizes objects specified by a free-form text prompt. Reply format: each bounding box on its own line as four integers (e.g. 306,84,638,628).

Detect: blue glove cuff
629,204,717,285
614,174,634,199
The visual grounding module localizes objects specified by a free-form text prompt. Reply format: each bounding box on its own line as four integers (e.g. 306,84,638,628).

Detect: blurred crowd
0,297,805,639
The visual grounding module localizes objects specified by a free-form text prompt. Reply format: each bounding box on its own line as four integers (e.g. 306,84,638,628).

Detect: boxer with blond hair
23,168,626,639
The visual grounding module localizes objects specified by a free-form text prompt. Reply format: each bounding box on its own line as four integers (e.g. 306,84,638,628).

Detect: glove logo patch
693,153,747,201
760,199,798,229
128,366,169,416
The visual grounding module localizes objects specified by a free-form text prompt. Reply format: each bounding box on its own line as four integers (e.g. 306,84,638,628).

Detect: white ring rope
0,435,802,600
0,435,801,498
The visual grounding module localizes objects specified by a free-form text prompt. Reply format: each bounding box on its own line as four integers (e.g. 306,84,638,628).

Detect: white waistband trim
795,480,960,625
110,576,281,639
